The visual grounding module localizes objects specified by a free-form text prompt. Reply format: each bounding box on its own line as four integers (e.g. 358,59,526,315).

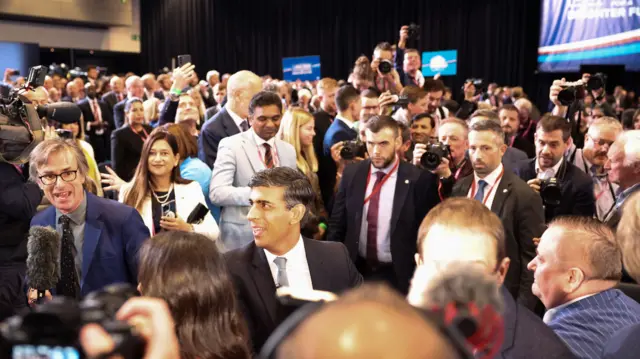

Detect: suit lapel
390,162,410,235
352,161,370,240
499,287,516,357
241,131,265,173
221,109,241,137
250,244,279,325
82,193,103,289
491,172,512,215
304,238,332,291
455,175,474,197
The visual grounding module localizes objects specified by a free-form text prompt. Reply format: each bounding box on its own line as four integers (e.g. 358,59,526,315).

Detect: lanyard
508,135,516,148
582,154,616,203
469,167,505,206
132,126,149,142
454,158,468,181
520,119,533,139
364,159,400,204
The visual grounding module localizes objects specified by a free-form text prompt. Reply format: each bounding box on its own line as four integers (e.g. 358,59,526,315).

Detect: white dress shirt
263,236,313,290
467,163,504,209
252,129,280,167
535,157,564,179
226,106,248,133
359,158,398,263
543,293,598,324
336,114,356,129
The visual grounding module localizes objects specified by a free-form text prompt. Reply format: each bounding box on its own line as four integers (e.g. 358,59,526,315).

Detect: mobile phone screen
177,54,192,67
12,345,80,359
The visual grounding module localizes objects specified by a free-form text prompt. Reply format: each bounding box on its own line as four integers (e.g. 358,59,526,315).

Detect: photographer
513,114,595,223
396,25,424,87
549,73,613,123
370,42,403,94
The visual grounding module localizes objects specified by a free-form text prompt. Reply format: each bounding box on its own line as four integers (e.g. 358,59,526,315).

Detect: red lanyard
454,159,468,181
508,135,516,148
132,126,149,142
594,179,612,201
469,167,505,205
364,159,400,204
520,120,533,139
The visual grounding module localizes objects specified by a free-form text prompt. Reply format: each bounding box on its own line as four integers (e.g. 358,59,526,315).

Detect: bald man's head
226,70,263,119
278,284,458,359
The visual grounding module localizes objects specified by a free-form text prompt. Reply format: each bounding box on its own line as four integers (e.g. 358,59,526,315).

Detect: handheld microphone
26,226,61,304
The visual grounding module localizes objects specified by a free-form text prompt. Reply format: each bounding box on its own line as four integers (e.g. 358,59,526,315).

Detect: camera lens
420,152,441,170
557,87,577,106
540,180,562,206
378,60,392,74
340,146,355,160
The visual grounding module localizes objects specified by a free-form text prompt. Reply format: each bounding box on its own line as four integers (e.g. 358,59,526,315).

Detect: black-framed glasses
38,169,78,185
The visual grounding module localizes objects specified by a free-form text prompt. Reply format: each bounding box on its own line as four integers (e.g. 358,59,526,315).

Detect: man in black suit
101,76,125,111
61,81,81,103
469,110,528,171
514,114,595,223
225,167,362,352
329,116,439,294
77,83,114,163
198,71,263,168
499,105,535,158
313,78,338,209
112,76,146,129
408,198,575,359
452,120,544,310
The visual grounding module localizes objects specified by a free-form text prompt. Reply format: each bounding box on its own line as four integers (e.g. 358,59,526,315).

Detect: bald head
226,71,263,118
279,284,457,359
110,76,124,93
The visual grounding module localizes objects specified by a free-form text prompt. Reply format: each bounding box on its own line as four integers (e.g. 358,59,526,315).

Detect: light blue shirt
359,158,398,263
180,156,220,221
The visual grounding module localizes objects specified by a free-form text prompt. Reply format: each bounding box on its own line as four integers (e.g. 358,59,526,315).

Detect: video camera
0,284,145,359
0,66,82,164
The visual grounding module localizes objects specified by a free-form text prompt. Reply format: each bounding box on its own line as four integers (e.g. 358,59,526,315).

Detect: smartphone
12,345,80,359
10,70,20,76
161,203,175,219
177,54,192,67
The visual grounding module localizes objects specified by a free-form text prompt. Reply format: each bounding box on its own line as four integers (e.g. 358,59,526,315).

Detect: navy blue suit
30,192,150,297
499,287,576,359
198,107,241,168
548,289,640,359
322,118,357,158
602,323,640,359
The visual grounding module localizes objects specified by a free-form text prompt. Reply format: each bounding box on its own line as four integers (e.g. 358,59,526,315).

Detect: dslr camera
0,284,145,359
462,78,484,95
407,23,420,41
340,139,367,160
557,80,586,106
539,177,562,207
378,60,393,75
420,141,451,170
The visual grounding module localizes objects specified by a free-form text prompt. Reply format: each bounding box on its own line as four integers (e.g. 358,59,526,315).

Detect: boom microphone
36,102,82,124
26,226,61,303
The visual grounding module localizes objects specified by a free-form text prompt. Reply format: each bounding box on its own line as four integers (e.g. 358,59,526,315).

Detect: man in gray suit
469,109,528,171
210,91,297,250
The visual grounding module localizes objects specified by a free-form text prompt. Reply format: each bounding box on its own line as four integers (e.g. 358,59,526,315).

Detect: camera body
462,78,484,95
587,73,606,91
340,139,367,160
557,80,586,106
378,60,393,75
0,284,145,359
407,23,421,41
420,142,451,170
539,177,562,207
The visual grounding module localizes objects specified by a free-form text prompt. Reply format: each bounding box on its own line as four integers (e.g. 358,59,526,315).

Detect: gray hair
29,139,94,192
612,130,640,166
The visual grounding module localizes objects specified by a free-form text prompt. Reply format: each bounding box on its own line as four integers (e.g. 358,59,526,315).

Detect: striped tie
264,143,274,169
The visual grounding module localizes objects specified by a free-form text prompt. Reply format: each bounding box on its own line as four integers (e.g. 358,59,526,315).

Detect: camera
68,67,88,80
557,80,586,106
539,177,562,206
462,78,484,95
0,284,145,359
586,73,606,91
407,23,420,41
378,60,393,75
420,142,451,170
340,139,367,160
56,129,74,139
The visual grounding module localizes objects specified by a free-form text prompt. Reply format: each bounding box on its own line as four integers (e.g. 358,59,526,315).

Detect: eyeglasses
39,169,78,185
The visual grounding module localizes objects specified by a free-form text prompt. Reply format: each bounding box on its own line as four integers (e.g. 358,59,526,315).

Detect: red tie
118,93,124,102
91,100,102,123
263,144,274,169
366,171,385,265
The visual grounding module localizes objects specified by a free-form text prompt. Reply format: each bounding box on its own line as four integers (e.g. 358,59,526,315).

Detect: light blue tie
273,257,289,287
474,180,488,202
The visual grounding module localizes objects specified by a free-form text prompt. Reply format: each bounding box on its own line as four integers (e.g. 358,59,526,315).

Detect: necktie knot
274,256,287,270
274,257,289,287
473,179,489,203
375,171,386,181
59,215,71,226
478,179,488,190
240,120,249,132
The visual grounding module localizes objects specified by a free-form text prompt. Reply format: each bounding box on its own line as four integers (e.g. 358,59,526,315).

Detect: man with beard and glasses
452,120,544,310
514,114,595,223
77,83,114,163
568,117,622,222
499,104,535,158
329,115,439,294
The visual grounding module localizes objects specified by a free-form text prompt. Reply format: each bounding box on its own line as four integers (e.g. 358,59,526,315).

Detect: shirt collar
616,182,640,208
56,191,87,225
335,114,355,129
535,157,563,178
263,235,306,264
252,128,276,148
474,163,504,187
543,292,598,324
226,106,246,128
370,156,399,175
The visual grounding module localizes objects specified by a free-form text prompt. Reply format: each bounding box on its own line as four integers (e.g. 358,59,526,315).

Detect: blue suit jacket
322,118,357,157
602,322,640,359
499,287,576,359
548,289,640,359
198,108,241,169
30,192,150,297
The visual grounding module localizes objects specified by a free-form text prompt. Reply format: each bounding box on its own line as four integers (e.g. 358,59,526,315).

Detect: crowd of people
1,24,640,359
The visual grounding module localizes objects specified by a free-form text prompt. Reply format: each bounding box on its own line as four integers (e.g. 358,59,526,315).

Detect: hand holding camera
413,142,453,177
378,91,397,115
399,25,409,49
526,178,542,193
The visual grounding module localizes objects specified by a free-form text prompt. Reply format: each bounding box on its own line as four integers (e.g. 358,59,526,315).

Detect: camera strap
469,167,505,206
364,158,400,204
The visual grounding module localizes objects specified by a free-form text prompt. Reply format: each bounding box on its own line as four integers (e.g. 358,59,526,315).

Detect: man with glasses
568,117,622,221
29,139,149,300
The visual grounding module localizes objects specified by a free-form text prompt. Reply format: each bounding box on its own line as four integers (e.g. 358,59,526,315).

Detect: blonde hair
316,78,337,93
617,192,640,282
143,98,160,124
278,108,318,175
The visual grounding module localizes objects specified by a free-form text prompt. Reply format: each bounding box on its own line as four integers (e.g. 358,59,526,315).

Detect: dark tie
474,180,488,203
57,215,79,299
366,171,386,265
263,143,274,169
273,257,289,287
240,120,249,132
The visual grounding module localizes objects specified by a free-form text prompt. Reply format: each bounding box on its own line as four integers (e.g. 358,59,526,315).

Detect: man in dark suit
514,114,595,223
409,198,576,359
77,83,114,164
452,120,544,310
500,105,535,158
112,76,146,129
61,81,81,103
28,139,149,299
199,71,263,168
469,110,528,171
313,78,338,210
102,76,125,111
329,116,439,294
224,167,362,352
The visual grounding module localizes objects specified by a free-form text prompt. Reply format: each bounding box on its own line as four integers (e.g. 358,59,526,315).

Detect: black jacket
0,163,42,263
329,159,440,294
110,125,153,182
513,158,595,222
453,171,544,311
224,238,362,352
198,107,241,168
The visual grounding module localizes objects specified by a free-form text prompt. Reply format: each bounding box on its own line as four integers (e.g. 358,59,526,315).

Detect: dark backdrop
139,0,639,111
